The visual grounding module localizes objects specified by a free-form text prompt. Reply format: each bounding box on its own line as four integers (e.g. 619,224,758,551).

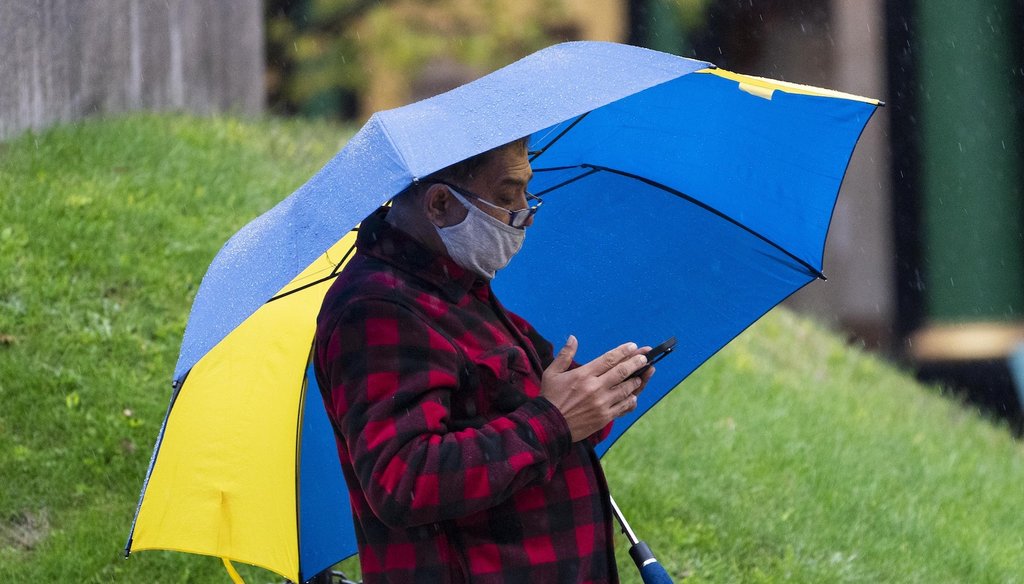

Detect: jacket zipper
441,521,471,583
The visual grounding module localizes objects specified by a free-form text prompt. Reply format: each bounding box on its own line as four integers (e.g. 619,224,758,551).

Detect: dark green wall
918,0,1024,322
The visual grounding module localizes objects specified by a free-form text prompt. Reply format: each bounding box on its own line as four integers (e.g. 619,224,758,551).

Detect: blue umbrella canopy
502,67,879,454
127,41,879,582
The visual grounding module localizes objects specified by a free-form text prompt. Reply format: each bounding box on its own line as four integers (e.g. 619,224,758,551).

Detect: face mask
435,189,525,279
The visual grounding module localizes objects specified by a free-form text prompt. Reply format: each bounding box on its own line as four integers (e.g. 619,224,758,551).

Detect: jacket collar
356,207,486,303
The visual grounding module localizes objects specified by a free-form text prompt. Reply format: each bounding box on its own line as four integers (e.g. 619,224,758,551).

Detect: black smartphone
626,336,677,380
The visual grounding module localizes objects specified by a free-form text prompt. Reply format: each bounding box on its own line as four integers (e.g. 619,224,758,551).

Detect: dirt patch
1,509,51,551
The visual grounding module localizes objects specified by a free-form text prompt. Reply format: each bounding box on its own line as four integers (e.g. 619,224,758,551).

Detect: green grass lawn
1,115,1022,583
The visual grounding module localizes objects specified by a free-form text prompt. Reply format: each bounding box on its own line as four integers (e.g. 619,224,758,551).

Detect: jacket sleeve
507,310,613,446
317,297,574,529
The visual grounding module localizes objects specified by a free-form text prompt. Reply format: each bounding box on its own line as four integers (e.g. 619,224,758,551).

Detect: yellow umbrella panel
128,231,358,583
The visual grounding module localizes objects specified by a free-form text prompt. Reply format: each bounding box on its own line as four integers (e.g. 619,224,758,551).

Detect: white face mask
434,189,525,279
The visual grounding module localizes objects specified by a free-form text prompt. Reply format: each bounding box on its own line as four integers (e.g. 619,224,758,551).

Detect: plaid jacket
313,209,617,583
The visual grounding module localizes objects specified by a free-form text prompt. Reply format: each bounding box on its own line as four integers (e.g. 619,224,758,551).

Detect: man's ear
423,183,456,227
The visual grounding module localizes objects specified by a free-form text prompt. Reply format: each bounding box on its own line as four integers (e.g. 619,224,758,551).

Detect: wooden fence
0,0,263,140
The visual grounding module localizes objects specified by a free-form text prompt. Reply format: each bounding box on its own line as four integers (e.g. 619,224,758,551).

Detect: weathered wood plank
0,0,263,139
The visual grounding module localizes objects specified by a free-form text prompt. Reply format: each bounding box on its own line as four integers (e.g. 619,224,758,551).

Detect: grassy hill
1,115,1021,583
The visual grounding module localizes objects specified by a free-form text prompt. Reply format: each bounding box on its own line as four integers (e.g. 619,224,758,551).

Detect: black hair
396,136,530,200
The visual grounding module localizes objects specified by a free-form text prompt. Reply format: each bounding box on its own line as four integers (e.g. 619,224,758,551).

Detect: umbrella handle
609,495,676,583
629,541,675,584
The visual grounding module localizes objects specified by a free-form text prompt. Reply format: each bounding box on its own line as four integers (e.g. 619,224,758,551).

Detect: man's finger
599,353,648,385
632,366,655,396
609,376,643,404
579,342,638,376
548,334,578,374
614,394,638,417
634,346,653,357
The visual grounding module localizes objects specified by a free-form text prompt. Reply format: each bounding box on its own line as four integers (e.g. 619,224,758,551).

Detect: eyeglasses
434,181,542,228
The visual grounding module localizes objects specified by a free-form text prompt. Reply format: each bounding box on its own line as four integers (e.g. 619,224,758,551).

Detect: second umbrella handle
628,540,674,584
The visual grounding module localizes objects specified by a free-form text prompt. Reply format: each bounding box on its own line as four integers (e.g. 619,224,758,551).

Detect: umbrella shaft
608,495,640,546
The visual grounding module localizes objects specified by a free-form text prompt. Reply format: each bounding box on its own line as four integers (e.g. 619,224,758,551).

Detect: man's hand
540,336,656,442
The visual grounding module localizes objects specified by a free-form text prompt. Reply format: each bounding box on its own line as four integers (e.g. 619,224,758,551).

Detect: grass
604,311,1024,582
0,114,354,582
1,114,1022,583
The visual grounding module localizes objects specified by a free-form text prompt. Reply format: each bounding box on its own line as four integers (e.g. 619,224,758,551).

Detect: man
313,136,655,583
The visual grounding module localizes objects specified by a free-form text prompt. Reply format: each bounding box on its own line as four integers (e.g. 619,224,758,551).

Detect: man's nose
521,211,535,229
518,195,535,229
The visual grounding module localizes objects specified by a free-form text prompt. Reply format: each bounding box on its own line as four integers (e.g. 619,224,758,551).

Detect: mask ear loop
445,187,525,235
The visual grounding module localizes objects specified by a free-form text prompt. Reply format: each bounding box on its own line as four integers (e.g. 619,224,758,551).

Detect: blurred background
3,0,1022,433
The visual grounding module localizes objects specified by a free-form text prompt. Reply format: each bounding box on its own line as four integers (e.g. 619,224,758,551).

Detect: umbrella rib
328,233,359,278
266,238,358,303
124,373,188,557
266,230,359,304
529,112,590,162
582,164,827,280
265,262,345,304
294,353,312,583
532,165,585,173
533,167,600,197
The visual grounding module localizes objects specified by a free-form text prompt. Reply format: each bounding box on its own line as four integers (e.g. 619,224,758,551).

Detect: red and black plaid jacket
313,208,618,583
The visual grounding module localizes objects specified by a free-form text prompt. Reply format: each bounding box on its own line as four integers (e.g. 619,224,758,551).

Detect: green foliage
266,0,375,117
358,0,568,77
265,0,571,119
1,115,1022,583
672,0,714,32
641,0,715,55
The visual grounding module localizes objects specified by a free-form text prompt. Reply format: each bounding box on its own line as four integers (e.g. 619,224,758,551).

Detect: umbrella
125,41,880,582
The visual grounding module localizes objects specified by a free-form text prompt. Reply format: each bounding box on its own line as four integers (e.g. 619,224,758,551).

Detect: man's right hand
540,335,654,443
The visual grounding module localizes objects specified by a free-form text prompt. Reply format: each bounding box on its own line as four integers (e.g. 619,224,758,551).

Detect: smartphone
626,336,677,380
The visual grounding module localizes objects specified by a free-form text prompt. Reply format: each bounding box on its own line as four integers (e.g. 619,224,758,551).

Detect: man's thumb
551,335,578,372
